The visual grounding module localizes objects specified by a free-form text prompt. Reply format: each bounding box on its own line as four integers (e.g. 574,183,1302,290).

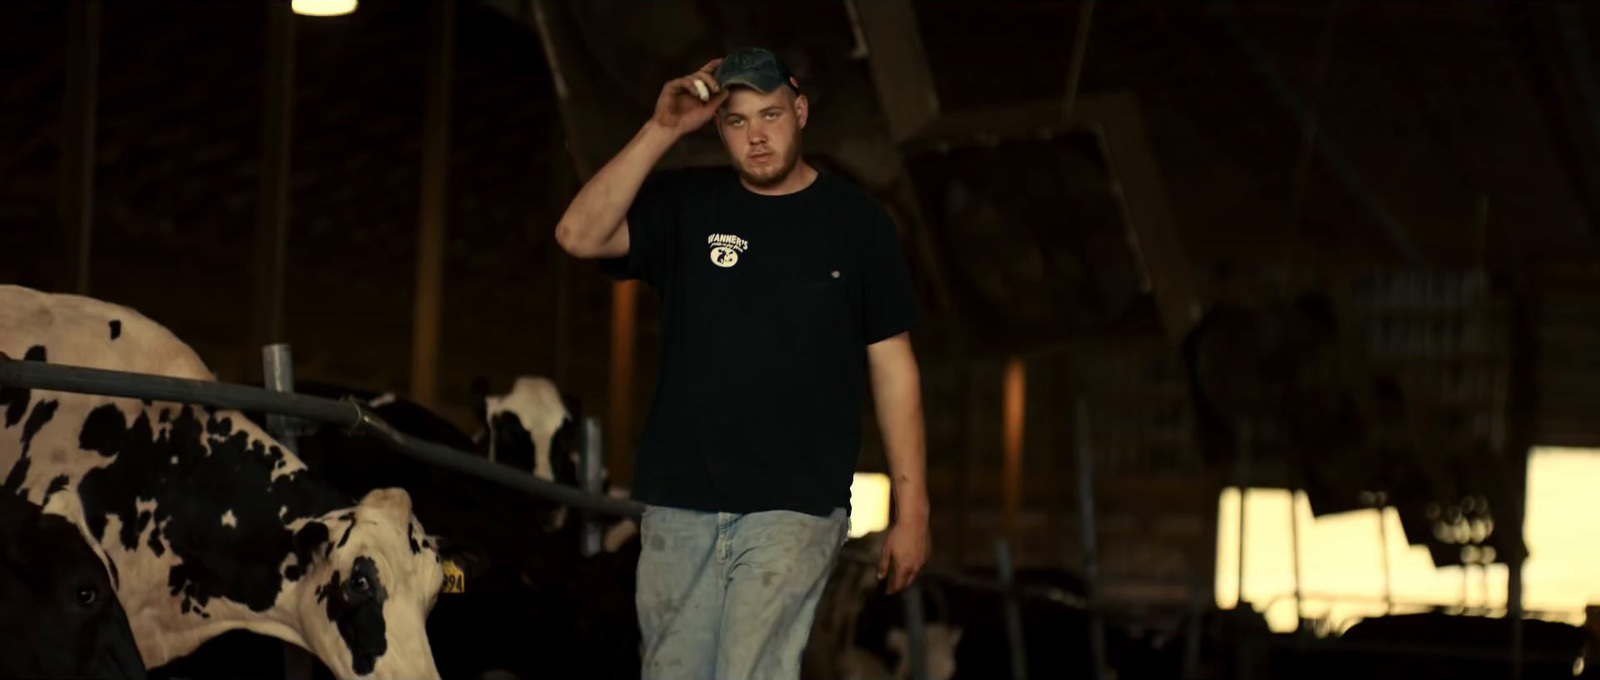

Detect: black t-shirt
599,165,920,517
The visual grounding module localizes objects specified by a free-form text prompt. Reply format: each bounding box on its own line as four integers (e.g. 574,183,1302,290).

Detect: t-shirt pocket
779,263,854,348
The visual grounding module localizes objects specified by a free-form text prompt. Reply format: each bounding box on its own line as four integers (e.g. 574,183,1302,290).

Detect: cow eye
76,586,97,607
350,574,371,593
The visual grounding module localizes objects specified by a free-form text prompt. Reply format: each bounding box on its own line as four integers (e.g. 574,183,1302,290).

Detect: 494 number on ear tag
443,560,465,594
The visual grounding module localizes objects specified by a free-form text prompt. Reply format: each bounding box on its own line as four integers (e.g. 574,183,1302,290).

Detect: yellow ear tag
442,560,465,594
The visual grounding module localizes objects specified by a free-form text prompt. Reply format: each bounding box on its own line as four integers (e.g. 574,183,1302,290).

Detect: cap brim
717,73,785,93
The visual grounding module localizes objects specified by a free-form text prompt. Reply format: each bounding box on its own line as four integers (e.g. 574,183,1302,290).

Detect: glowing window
849,472,891,538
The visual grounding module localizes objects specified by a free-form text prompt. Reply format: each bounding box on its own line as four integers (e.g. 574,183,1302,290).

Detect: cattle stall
0,344,1092,680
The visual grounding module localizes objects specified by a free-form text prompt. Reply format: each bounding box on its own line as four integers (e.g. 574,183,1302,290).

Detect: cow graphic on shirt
707,233,748,268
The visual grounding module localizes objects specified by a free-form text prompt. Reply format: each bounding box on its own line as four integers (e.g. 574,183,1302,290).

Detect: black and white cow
0,285,455,679
804,532,964,680
0,487,147,679
470,374,639,548
281,380,644,680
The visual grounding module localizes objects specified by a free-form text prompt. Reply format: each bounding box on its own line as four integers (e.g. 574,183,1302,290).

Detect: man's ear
795,93,808,129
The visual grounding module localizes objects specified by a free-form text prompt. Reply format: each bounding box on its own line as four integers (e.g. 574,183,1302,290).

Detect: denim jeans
635,504,849,680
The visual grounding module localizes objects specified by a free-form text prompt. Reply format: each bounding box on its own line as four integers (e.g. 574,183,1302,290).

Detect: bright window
850,472,892,538
1215,446,1599,633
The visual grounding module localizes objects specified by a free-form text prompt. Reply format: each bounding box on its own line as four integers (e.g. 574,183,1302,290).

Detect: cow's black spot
0,346,47,429
119,508,149,553
315,570,338,605
407,523,420,555
337,516,357,549
288,521,329,582
147,520,165,557
109,320,122,340
0,385,26,430
73,402,351,617
320,557,388,676
4,399,59,496
44,475,68,497
0,457,27,496
488,413,537,474
20,400,57,457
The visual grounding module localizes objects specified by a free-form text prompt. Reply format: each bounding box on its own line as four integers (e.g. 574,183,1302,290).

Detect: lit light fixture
848,472,891,538
293,0,357,17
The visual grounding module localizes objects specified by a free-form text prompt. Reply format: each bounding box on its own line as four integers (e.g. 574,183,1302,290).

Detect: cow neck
75,400,353,639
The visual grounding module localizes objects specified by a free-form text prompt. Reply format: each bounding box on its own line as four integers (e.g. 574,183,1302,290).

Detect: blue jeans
635,504,849,680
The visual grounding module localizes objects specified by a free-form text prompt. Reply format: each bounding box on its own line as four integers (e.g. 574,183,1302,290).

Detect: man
554,47,930,680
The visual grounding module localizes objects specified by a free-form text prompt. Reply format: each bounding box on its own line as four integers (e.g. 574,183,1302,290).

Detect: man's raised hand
652,58,729,137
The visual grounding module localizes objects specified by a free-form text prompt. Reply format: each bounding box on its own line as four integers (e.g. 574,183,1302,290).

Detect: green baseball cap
713,46,801,95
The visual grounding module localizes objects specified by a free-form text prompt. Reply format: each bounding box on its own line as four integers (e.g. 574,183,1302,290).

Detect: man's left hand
877,518,930,595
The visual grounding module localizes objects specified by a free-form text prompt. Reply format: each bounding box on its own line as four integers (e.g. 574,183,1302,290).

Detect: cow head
472,376,584,530
0,491,147,679
288,488,445,680
887,624,963,680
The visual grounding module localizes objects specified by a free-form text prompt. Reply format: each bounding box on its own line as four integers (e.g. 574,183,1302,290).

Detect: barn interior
3,0,1600,678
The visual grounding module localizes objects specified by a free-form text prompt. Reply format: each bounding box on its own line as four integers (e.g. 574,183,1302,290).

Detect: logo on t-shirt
707,233,749,268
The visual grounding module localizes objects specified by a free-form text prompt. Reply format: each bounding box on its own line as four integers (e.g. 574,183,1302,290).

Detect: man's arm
868,331,930,594
553,59,727,260
552,121,679,259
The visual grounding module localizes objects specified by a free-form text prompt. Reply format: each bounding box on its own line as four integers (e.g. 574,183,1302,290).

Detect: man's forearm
869,339,929,523
553,119,679,257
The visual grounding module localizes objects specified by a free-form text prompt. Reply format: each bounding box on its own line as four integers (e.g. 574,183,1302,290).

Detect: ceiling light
293,0,357,17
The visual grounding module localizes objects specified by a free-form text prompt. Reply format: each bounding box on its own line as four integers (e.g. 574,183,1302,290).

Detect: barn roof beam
847,0,941,143
1203,1,1427,268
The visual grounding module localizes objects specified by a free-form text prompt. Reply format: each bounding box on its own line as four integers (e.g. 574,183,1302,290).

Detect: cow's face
887,624,962,680
0,492,146,680
291,488,444,680
479,377,582,529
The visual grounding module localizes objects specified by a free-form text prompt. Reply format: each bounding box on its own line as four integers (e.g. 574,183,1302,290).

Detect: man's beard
737,143,801,189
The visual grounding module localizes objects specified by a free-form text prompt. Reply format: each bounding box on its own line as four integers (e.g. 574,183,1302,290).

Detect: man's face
716,86,808,188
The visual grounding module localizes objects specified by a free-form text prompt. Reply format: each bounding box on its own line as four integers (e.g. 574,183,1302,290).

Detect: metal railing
0,354,645,519
0,350,1102,680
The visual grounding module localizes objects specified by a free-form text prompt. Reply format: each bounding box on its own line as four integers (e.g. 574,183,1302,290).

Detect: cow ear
431,535,491,581
293,521,330,564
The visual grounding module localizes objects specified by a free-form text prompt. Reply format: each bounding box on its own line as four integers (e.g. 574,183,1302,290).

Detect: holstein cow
470,374,639,550
0,285,453,679
278,381,645,680
0,487,147,679
804,532,963,680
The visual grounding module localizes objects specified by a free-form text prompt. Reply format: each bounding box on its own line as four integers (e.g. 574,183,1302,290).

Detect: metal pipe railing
0,353,1111,652
0,356,645,519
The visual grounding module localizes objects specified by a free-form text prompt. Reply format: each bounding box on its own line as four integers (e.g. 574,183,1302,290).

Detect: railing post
902,579,929,680
261,343,299,451
580,416,603,557
262,343,312,680
1075,398,1108,680
996,538,1029,680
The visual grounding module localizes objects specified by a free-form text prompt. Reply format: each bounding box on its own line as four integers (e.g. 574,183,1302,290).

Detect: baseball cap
713,46,801,95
